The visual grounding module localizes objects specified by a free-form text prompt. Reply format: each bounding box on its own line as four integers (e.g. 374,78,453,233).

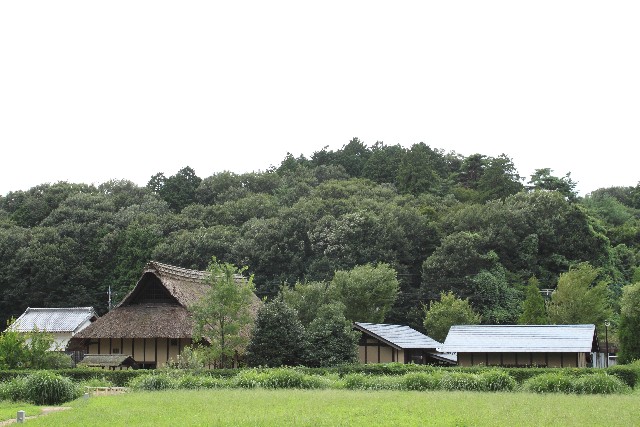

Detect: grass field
4,388,638,427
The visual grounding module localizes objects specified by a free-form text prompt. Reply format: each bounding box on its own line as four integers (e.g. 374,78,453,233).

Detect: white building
7,307,98,350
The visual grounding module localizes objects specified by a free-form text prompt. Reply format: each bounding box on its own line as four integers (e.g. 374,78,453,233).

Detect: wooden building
441,324,599,368
354,322,455,365
7,307,97,351
69,261,257,369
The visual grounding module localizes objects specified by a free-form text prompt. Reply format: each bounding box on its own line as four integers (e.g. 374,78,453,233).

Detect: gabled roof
117,261,211,308
78,354,137,368
7,307,97,333
355,322,442,350
71,261,258,344
441,324,599,353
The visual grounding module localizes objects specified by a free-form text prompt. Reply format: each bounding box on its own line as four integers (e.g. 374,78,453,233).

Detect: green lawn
0,402,43,422
6,389,640,427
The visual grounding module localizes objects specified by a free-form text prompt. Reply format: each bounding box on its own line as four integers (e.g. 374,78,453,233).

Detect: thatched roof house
69,261,257,368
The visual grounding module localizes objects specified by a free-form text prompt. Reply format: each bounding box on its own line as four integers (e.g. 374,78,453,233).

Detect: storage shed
441,324,599,367
354,322,455,365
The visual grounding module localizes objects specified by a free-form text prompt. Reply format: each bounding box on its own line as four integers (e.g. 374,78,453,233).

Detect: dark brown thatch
79,354,137,368
70,261,259,348
73,305,193,339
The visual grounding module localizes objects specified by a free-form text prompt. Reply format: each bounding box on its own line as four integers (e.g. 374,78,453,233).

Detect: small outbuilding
354,322,455,365
78,354,138,370
6,307,98,350
441,324,599,368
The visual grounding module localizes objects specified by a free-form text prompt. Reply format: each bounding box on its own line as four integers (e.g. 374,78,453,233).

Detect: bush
607,363,640,388
233,369,267,389
128,373,175,391
342,373,401,390
440,372,482,391
24,371,80,405
478,370,517,392
572,374,630,394
261,368,307,389
0,376,28,402
523,372,574,393
402,372,442,391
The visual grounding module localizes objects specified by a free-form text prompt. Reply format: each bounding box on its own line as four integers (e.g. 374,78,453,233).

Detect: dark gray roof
441,324,598,353
8,307,97,333
355,322,442,350
78,354,137,368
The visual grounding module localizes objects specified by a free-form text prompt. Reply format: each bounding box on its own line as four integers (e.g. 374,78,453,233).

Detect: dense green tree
245,298,306,367
475,155,523,201
469,266,522,324
396,143,448,195
329,263,399,323
148,166,202,212
191,258,256,368
152,226,238,271
547,263,612,333
528,168,578,201
362,142,405,184
422,232,497,300
279,281,330,327
303,302,359,367
423,291,481,342
618,282,640,364
518,277,549,324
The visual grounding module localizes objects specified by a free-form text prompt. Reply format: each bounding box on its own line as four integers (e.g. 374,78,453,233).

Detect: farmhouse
441,324,599,368
69,261,257,368
355,322,455,365
7,307,97,350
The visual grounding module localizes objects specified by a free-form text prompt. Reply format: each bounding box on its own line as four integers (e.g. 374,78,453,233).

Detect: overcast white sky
1,1,638,197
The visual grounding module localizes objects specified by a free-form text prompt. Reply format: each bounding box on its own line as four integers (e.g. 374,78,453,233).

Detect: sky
1,1,638,197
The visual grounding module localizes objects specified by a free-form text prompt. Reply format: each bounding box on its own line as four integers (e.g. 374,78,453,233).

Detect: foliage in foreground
7,388,640,427
0,371,81,405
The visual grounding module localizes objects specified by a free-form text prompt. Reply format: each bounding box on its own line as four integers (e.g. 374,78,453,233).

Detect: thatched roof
79,354,137,368
118,261,212,308
73,305,194,339
70,261,259,346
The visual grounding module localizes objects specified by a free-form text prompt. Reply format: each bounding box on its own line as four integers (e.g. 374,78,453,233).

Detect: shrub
402,372,442,391
233,369,267,389
607,363,640,388
523,372,574,393
440,372,482,391
0,376,28,402
128,373,175,391
24,371,80,405
572,374,630,394
478,370,516,392
342,373,401,390
261,368,307,389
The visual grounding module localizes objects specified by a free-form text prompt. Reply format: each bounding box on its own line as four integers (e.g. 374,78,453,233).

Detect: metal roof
8,307,97,333
441,324,598,353
355,322,442,350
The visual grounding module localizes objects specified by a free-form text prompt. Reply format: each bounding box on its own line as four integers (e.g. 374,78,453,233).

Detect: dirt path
0,406,71,425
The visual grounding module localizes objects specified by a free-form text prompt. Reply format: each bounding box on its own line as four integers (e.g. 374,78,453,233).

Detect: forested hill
1,139,639,330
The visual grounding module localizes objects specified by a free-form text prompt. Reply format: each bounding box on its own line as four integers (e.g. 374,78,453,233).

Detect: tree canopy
0,139,638,360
